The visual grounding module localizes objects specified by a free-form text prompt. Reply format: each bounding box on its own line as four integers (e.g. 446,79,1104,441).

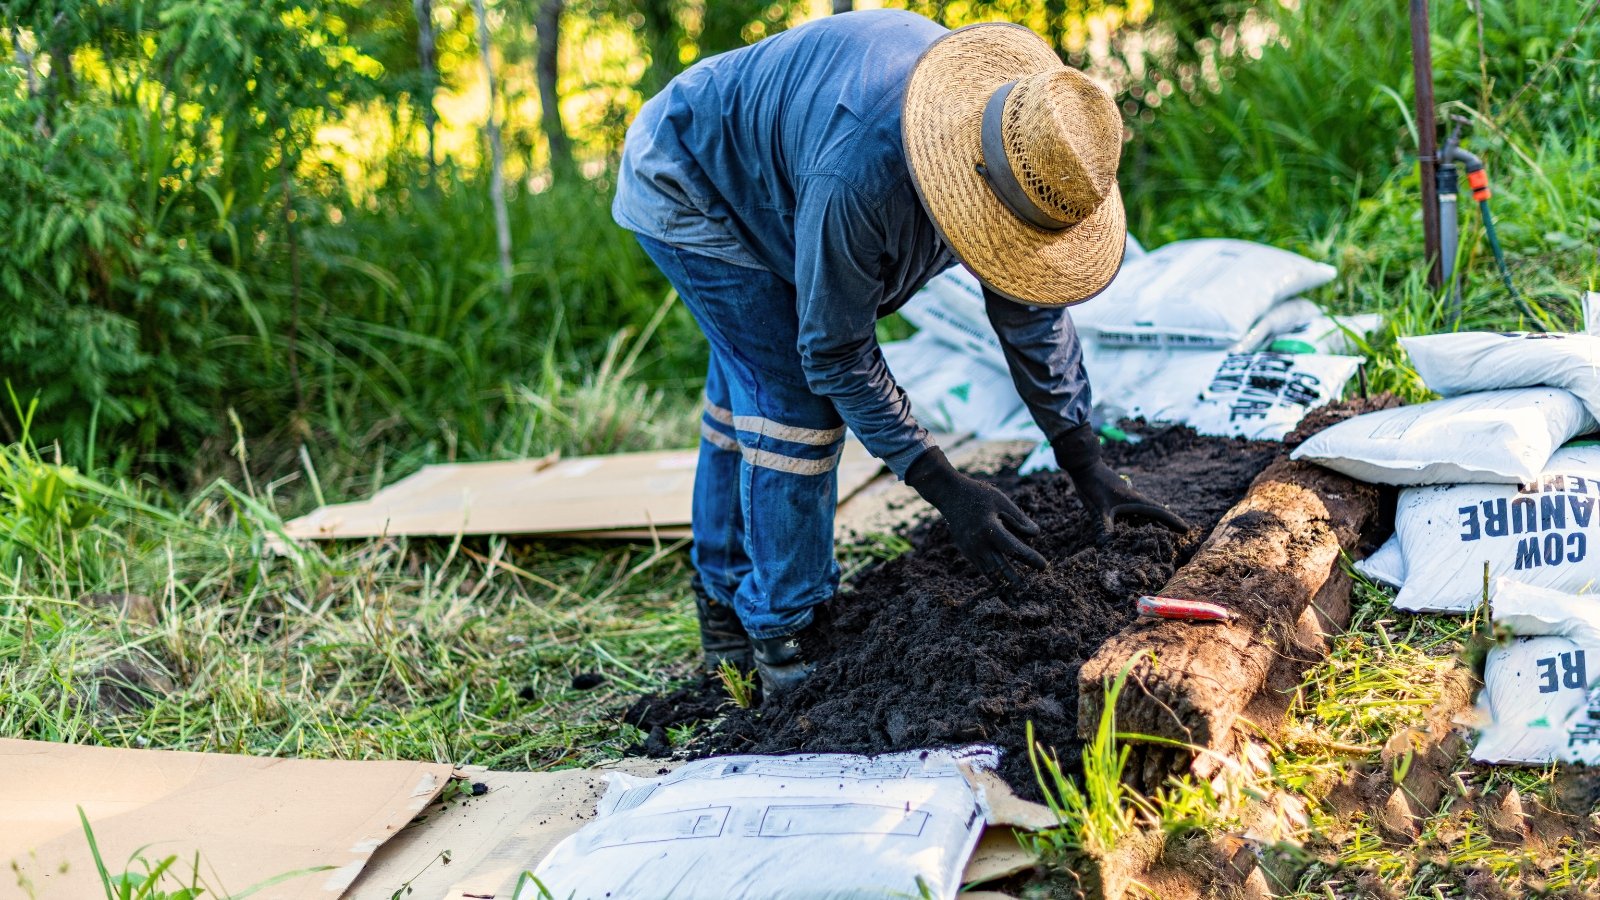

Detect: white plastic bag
527,749,996,900
1474,636,1600,764
900,235,1148,369
1403,332,1600,422
1227,298,1324,353
1097,348,1228,424
1022,350,1359,477
1183,352,1362,441
1290,388,1596,486
1070,239,1337,348
1267,312,1384,355
1353,535,1406,588
984,405,1047,442
880,332,1024,437
899,267,1007,369
1389,445,1600,613
1472,578,1600,764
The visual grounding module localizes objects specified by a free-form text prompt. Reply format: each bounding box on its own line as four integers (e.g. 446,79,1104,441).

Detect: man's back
613,9,948,282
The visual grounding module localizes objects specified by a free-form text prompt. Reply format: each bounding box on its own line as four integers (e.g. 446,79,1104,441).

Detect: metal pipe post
1410,0,1443,289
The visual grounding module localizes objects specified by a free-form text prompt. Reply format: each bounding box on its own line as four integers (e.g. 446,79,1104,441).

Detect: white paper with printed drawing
1389,445,1600,614
525,748,996,900
1472,579,1600,764
1290,388,1597,486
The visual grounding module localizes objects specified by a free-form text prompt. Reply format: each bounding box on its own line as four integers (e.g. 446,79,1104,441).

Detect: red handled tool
1136,595,1234,623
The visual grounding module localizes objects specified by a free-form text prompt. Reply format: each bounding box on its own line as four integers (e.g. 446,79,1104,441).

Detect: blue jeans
638,235,842,639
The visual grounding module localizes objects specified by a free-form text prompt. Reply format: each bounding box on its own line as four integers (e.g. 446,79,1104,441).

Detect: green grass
0,407,699,771
55,807,331,900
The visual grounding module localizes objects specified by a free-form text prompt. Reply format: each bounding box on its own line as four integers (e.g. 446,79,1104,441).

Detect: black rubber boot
692,578,753,673
751,631,813,695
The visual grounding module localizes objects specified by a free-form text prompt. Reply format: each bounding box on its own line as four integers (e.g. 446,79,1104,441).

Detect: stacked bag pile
882,237,1381,456
1290,323,1600,764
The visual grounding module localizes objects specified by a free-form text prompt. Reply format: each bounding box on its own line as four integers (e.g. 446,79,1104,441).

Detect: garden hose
1441,141,1548,331
1476,196,1542,328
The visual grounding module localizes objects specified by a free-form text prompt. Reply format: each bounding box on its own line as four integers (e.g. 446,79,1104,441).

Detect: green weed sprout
75,807,331,900
715,658,757,709
1025,655,1157,860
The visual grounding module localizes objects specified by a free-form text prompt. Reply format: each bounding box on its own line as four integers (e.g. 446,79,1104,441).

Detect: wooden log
1078,459,1381,780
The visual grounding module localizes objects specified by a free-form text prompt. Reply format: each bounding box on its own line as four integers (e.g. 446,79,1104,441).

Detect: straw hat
903,23,1126,306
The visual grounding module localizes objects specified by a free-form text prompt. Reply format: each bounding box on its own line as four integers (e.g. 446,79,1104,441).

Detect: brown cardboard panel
553,527,695,541
959,764,1053,889
346,761,674,900
834,436,1022,538
286,451,694,540
963,765,1059,832
1,739,451,899
285,439,889,542
963,828,1039,888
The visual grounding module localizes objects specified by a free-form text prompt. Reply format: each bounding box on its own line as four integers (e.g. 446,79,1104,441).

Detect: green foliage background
2,0,1597,487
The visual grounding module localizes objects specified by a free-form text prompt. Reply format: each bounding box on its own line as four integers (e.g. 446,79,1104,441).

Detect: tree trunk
535,0,576,184
472,0,515,298
831,0,853,13
637,0,682,96
280,143,306,416
413,0,438,181
42,12,73,134
7,25,45,135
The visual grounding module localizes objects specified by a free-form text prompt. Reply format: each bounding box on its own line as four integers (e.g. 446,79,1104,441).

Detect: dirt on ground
625,425,1279,797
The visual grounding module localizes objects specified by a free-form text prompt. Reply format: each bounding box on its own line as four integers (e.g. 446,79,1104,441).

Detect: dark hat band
977,81,1069,232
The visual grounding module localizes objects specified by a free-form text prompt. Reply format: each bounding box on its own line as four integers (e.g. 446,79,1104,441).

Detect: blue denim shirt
614,9,1091,476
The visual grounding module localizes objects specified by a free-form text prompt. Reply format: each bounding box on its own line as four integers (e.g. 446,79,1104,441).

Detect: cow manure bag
1290,387,1596,485
1473,578,1600,764
1403,331,1600,421
1391,446,1600,613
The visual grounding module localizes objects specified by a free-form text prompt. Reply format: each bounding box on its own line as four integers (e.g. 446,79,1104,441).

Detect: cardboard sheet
285,440,886,542
1,739,451,899
347,761,673,900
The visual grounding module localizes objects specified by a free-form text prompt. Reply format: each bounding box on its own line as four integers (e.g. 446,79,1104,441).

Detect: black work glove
1052,424,1190,536
906,447,1047,582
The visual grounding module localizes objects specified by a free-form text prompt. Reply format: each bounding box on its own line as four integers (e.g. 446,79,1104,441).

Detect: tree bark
280,147,306,416
413,0,438,181
831,0,854,13
472,0,515,298
42,12,73,134
535,0,576,184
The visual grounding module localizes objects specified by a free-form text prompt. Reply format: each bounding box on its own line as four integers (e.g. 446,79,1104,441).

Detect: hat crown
1000,70,1122,228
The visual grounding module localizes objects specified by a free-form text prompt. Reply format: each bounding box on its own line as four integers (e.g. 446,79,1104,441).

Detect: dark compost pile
626,426,1279,796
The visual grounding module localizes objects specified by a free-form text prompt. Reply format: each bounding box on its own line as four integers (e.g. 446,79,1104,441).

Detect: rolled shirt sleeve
984,284,1093,442
794,175,936,477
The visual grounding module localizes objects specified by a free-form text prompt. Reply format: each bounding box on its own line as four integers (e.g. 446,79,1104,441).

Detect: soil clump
627,426,1278,797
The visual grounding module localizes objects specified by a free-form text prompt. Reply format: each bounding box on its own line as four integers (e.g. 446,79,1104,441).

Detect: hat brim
903,23,1126,306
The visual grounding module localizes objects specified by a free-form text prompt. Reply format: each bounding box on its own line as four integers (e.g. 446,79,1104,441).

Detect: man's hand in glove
1052,423,1190,536
905,447,1047,583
